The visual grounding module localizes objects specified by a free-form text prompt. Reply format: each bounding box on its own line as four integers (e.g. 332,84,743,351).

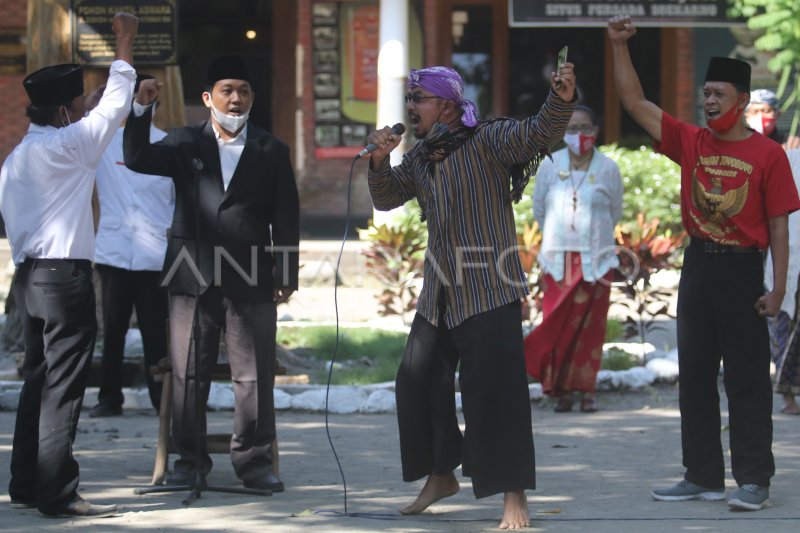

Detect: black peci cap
206,55,251,86
704,57,751,93
23,63,84,107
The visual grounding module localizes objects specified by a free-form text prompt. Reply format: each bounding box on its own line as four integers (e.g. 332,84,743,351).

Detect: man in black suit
123,55,299,492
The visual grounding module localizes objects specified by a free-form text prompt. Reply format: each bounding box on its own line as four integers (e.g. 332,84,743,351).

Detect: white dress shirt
211,123,247,191
94,126,175,271
0,60,136,265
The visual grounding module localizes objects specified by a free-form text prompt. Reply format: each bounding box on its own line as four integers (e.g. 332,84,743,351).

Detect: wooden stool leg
151,368,173,485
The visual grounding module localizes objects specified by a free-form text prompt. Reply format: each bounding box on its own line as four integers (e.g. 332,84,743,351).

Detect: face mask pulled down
209,104,249,133
564,132,596,156
707,102,744,134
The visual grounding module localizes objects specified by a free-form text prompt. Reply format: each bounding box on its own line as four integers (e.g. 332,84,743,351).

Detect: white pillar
373,0,409,225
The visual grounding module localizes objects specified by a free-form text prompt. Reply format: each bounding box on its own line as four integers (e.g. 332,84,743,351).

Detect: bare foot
399,472,460,515
781,402,800,414
781,394,800,414
499,490,530,530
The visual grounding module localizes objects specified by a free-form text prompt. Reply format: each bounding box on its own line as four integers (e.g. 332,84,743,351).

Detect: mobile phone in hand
556,45,568,89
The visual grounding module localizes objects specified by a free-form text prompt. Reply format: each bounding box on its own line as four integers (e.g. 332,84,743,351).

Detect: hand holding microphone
357,123,406,161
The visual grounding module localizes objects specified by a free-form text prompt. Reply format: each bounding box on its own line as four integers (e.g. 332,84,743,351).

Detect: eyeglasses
405,93,441,104
565,125,597,135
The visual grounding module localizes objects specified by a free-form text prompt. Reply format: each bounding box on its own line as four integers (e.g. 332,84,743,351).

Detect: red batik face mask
746,114,777,136
564,132,597,155
707,101,744,134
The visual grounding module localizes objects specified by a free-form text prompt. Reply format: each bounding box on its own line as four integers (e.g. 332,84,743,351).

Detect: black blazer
123,107,299,302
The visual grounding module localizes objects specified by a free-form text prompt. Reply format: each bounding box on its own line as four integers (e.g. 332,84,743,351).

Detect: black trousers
168,287,278,481
8,259,97,514
396,301,536,498
677,242,775,488
95,264,167,410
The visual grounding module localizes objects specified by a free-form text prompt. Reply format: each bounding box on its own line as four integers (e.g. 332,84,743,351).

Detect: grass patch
276,325,407,385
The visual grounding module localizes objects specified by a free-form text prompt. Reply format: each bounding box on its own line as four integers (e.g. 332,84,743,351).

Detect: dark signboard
72,0,177,65
509,0,743,27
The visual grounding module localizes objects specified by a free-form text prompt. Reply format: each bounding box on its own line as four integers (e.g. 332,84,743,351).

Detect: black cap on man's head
23,63,84,107
207,55,250,86
704,57,751,93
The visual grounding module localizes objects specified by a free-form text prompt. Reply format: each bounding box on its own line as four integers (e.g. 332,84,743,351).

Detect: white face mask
564,132,582,155
209,103,249,133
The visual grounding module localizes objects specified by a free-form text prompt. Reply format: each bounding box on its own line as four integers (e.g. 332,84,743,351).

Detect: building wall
0,0,28,166
296,0,378,236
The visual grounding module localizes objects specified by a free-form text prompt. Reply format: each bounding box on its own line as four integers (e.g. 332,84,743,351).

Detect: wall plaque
72,0,177,65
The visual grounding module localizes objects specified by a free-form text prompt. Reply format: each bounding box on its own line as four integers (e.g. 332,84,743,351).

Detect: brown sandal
554,394,574,412
580,397,598,413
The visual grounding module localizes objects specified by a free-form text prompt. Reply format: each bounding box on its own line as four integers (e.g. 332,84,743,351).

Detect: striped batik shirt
368,90,576,328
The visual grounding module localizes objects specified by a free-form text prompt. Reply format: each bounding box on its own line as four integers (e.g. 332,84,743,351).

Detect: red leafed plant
614,213,687,349
358,213,427,320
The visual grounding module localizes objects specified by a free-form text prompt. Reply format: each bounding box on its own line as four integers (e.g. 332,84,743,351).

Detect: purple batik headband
407,66,478,127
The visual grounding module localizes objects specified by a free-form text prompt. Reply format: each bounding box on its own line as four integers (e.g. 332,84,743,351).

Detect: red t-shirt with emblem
654,111,800,249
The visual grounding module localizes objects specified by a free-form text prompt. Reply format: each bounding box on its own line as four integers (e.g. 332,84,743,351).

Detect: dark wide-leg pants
8,259,97,514
96,264,167,410
677,243,775,488
168,287,278,481
396,300,536,498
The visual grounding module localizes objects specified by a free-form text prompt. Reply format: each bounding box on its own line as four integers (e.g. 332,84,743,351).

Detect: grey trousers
168,287,278,481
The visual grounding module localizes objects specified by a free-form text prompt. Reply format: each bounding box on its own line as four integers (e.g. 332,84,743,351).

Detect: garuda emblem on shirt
691,172,748,237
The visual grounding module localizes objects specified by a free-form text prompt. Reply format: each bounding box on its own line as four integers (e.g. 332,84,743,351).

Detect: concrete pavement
1,384,799,532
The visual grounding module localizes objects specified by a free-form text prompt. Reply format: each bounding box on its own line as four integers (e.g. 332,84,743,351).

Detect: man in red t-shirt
608,16,800,512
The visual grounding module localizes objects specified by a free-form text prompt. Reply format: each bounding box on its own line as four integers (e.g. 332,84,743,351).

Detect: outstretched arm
607,15,663,142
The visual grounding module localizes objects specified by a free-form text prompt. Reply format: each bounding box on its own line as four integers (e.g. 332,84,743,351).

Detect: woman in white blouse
765,147,800,414
524,105,624,413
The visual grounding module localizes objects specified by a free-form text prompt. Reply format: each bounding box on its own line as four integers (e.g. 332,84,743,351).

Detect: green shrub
599,145,682,234
605,318,625,342
601,347,640,371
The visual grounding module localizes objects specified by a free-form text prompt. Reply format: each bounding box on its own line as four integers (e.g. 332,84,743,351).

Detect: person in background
609,14,800,512
124,55,299,493
766,147,800,415
525,104,623,413
744,89,800,150
89,74,173,417
364,62,576,529
0,12,138,517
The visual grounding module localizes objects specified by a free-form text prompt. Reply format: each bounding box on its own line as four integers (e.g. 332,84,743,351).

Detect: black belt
689,238,762,254
22,258,93,272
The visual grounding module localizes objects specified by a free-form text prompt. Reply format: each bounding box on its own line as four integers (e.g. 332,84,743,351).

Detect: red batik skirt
524,252,611,396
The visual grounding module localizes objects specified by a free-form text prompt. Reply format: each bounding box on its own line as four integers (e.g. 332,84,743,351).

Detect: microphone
355,123,406,159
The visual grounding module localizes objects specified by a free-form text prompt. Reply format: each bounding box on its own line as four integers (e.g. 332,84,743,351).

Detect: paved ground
1,384,799,532
1,240,798,531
